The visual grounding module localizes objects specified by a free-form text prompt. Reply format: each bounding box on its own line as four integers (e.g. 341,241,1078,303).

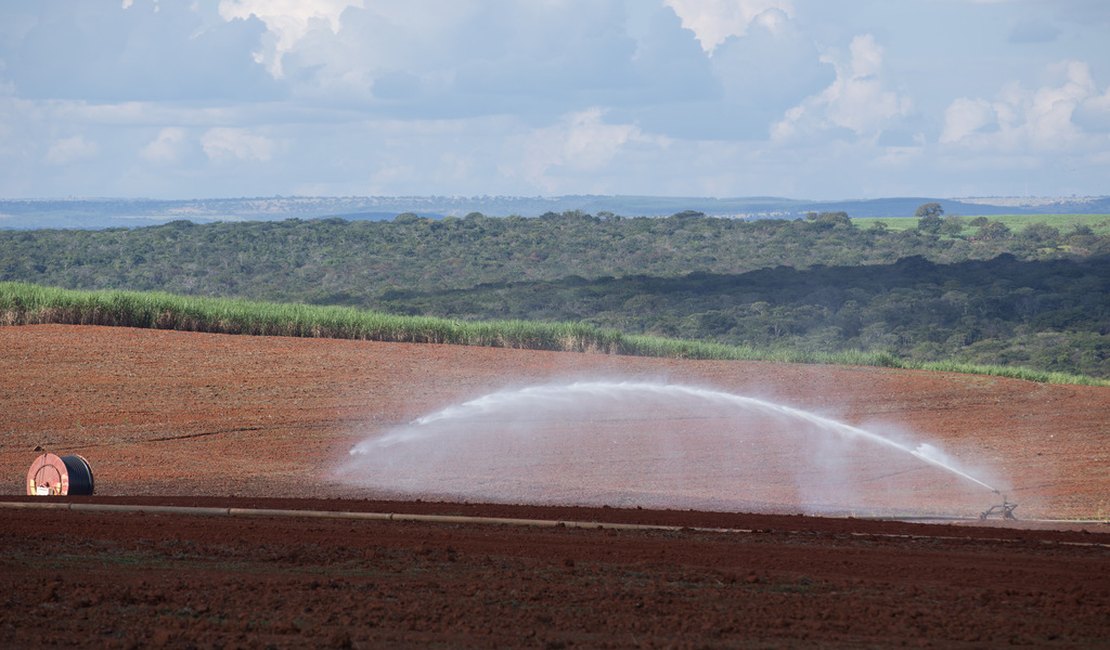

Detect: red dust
0,325,1107,647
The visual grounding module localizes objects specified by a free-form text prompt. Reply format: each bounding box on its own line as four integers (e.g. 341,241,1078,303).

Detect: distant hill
1,194,1107,230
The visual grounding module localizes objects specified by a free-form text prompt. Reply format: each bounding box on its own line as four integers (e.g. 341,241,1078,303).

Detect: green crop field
852,213,1110,234
1,282,1105,386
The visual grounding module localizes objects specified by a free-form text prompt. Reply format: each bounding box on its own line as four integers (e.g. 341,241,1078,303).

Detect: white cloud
940,97,994,143
201,127,274,162
707,8,831,131
1026,60,1095,148
48,101,240,128
1076,84,1110,131
217,0,363,78
45,135,98,164
505,108,666,193
940,60,1109,151
772,34,911,141
556,110,644,169
6,2,273,102
272,1,647,115
2,0,1109,200
664,0,794,53
202,1,804,135
141,127,188,163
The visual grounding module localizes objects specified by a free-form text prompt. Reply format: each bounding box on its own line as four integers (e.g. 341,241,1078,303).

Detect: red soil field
1,324,1108,647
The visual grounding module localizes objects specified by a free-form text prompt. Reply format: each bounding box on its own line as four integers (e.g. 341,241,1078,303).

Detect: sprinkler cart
979,495,1018,521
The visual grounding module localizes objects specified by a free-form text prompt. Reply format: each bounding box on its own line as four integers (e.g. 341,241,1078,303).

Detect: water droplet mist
343,381,1004,516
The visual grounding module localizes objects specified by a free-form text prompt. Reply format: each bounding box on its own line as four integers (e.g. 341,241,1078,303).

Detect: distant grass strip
1,282,1105,386
853,213,1110,234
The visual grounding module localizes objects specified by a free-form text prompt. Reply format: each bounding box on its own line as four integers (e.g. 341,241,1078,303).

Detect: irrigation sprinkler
979,494,1018,521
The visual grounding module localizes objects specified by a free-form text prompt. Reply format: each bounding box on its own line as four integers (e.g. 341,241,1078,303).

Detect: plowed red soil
1,324,1108,647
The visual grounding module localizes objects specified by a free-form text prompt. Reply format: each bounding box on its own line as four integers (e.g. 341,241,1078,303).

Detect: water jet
345,381,1004,516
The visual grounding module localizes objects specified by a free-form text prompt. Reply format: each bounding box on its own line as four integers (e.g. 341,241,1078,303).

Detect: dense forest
378,255,1108,378
1,211,1107,377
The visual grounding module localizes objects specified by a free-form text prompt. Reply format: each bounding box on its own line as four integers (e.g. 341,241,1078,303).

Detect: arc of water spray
351,381,999,494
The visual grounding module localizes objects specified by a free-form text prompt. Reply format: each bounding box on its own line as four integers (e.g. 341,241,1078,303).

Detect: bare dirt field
1,324,1108,647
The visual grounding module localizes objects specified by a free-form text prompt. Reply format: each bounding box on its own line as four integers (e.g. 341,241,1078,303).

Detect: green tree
1019,222,1060,245
940,215,965,237
915,202,944,218
918,213,944,234
976,221,1012,241
807,211,851,227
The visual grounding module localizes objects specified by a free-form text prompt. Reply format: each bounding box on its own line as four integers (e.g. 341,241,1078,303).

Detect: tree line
1,210,1106,377
375,254,1108,378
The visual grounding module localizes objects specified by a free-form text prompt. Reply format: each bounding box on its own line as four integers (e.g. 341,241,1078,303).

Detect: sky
1,0,1108,200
